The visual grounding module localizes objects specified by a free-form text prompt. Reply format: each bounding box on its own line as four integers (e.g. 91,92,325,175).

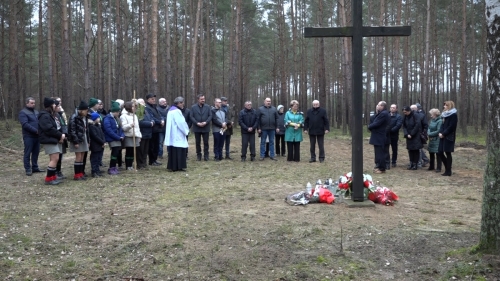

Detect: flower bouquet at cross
284,172,399,206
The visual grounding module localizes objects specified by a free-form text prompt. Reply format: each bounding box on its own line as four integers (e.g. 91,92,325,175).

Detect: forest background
0,0,487,140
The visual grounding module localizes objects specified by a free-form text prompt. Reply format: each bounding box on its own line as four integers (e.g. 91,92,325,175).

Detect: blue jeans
23,136,40,171
158,132,165,157
260,130,276,158
90,150,104,174
213,132,225,160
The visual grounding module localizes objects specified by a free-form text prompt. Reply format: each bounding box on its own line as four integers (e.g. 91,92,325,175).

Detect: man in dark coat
368,101,391,174
304,100,330,163
190,94,212,161
239,101,259,161
403,106,423,170
144,93,164,166
19,97,44,176
386,104,403,167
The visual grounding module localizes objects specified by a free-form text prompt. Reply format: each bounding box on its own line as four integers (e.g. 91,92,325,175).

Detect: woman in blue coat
438,101,458,176
103,101,125,175
284,100,304,162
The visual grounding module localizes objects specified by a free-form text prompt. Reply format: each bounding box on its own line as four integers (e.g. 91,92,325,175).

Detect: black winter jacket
139,111,154,140
238,108,259,134
403,112,423,150
89,123,106,152
438,112,458,153
145,102,164,133
68,115,89,145
182,107,193,129
304,107,330,135
38,110,63,144
389,112,403,139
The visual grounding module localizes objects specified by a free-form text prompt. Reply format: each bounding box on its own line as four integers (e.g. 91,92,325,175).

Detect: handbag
420,130,428,144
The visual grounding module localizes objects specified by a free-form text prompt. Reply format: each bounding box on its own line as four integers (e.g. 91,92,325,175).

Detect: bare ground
0,130,498,281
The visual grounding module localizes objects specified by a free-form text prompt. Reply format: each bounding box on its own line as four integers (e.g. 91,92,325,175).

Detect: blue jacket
139,111,154,140
103,113,124,142
368,109,390,146
19,107,39,138
389,112,403,139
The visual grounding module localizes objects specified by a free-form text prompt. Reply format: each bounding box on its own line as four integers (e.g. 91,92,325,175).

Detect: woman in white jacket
120,101,142,170
164,97,190,171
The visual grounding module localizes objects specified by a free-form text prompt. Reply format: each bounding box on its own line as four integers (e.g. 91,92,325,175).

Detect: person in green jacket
284,100,304,162
427,108,442,172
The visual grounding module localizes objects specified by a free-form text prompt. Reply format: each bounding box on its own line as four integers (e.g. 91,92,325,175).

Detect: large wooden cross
305,0,411,202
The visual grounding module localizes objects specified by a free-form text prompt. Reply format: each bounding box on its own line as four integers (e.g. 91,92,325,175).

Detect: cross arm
304,26,411,38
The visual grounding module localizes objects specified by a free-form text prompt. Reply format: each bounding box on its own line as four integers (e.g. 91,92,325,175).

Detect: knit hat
90,112,100,121
43,97,56,108
115,99,124,108
78,100,89,110
277,105,284,111
402,106,411,112
88,97,99,108
110,101,121,112
416,103,422,110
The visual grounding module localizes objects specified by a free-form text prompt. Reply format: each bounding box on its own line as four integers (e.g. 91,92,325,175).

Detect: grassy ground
0,121,497,280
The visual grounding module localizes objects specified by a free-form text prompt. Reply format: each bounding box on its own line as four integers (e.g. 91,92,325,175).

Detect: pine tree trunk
479,0,500,254
83,0,92,97
151,0,159,95
190,0,203,98
37,0,43,102
47,0,56,97
459,0,468,136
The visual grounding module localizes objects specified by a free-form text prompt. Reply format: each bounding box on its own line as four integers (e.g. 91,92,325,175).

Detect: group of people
368,100,458,176
20,93,458,186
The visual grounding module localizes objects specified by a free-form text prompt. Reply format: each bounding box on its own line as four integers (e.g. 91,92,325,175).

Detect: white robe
164,106,189,148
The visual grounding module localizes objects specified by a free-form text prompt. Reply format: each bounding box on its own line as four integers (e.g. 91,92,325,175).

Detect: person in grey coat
190,94,212,161
402,106,423,170
257,97,279,160
427,108,442,172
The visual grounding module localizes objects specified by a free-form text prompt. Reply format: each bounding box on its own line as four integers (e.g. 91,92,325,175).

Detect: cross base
342,199,375,208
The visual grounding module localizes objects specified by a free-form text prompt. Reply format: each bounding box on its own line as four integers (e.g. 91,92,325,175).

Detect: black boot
197,154,202,161
435,157,442,173
427,161,434,171
408,162,417,170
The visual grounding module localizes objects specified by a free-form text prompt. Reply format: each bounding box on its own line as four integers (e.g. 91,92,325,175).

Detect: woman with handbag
438,101,458,176
427,108,442,172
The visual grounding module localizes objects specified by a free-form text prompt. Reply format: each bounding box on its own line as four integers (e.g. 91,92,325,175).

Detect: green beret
88,97,99,108
110,101,121,112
